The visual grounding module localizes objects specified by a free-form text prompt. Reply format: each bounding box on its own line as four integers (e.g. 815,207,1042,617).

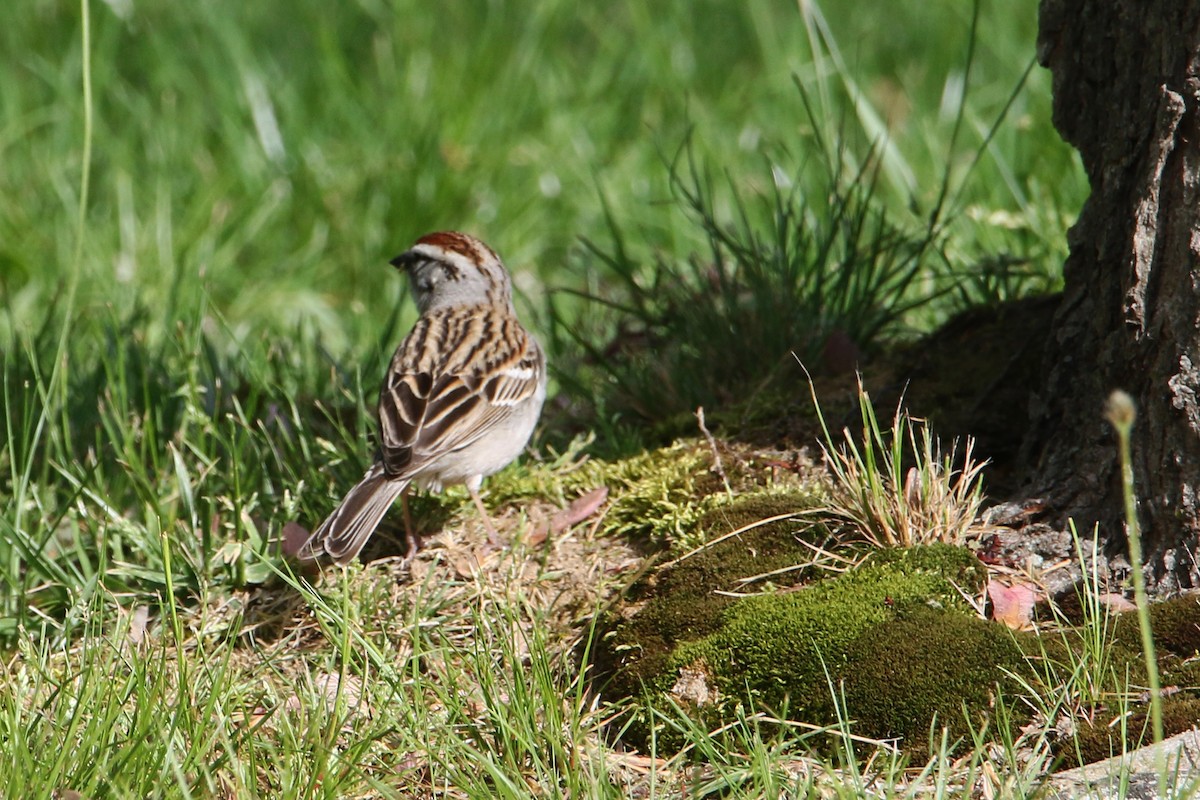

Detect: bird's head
390,231,513,313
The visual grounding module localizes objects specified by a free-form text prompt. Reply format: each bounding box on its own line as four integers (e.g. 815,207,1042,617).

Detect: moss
1161,654,1200,690
1020,596,1200,770
861,542,989,594
685,386,830,449
582,442,730,545
842,604,1031,751
1112,595,1200,658
667,546,983,721
1057,697,1200,770
592,489,830,707
690,486,826,554
489,438,804,547
1016,627,1130,685
489,424,830,553
596,541,1000,753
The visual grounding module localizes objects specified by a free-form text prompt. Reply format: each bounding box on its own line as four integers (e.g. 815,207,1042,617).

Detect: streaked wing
377,304,543,477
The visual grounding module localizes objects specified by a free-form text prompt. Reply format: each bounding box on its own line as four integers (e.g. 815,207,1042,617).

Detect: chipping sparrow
295,231,547,564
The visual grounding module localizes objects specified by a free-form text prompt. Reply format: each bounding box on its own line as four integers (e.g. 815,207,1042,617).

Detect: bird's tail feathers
296,465,408,564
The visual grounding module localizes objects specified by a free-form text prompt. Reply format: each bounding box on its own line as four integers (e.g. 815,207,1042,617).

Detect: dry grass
814,376,988,548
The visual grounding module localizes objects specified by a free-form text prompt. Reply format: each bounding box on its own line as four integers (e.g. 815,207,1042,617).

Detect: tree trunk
1029,0,1200,591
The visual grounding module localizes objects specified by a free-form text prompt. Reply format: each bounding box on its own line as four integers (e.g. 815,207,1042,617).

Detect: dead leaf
314,672,368,716
1139,685,1182,703
988,579,1041,630
231,706,273,729
1098,592,1137,613
903,467,920,505
280,521,310,558
395,751,427,777
451,550,491,579
128,605,149,646
529,486,609,545
284,672,371,720
559,486,609,530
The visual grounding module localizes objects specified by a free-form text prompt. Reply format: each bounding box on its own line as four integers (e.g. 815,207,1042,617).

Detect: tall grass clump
813,376,986,548
547,138,947,424
545,1,1050,427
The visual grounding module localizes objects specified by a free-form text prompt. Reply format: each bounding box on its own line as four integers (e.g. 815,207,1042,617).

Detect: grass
0,536,1173,798
546,137,948,423
538,1,1074,426
0,0,1162,796
814,375,987,548
3,0,1076,345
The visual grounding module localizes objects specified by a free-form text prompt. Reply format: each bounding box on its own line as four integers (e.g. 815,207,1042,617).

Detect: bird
295,231,547,564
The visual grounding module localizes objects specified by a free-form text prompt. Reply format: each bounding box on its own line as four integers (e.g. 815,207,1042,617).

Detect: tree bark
1029,0,1200,591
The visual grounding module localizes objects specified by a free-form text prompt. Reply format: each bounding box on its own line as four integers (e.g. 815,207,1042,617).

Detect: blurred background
1,0,1080,350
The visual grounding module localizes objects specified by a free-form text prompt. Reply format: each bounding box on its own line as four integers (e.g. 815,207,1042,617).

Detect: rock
1047,728,1200,799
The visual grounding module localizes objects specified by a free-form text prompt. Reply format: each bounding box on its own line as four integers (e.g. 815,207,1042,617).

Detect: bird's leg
467,482,501,546
400,486,420,560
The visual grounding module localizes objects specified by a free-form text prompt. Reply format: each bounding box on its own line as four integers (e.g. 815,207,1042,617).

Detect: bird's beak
389,251,414,270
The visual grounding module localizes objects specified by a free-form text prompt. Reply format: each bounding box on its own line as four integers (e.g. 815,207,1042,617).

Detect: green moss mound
842,604,1029,750
1049,596,1200,769
860,542,989,588
1057,697,1200,770
1113,595,1200,657
592,490,830,708
662,545,987,728
485,440,722,543
594,536,1008,753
